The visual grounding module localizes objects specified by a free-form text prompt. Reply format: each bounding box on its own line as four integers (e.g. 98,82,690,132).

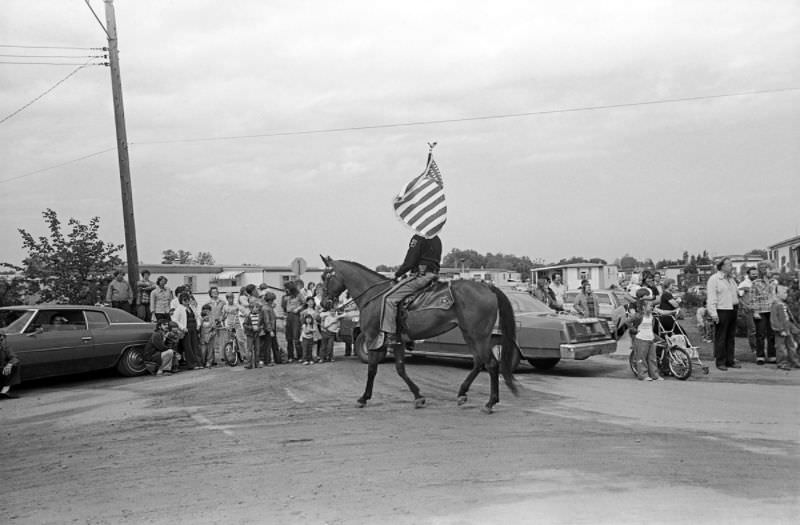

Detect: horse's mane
337,260,390,281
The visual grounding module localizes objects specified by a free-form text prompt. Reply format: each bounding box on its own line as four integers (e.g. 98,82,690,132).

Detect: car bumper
559,340,617,360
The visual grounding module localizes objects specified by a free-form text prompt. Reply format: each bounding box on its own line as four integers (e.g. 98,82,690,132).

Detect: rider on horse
381,233,442,345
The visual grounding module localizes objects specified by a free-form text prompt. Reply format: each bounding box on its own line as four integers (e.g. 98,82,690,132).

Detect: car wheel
527,358,560,370
117,345,148,376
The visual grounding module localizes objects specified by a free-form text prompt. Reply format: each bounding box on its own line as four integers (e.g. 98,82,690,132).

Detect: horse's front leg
457,359,483,405
357,349,385,408
483,357,500,414
393,345,425,408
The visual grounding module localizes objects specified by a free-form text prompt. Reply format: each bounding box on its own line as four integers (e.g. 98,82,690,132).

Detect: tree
195,251,215,265
2,209,123,304
161,249,199,264
745,248,767,259
619,254,639,270
161,249,178,264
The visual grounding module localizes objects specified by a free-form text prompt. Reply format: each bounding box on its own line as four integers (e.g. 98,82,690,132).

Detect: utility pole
103,0,140,290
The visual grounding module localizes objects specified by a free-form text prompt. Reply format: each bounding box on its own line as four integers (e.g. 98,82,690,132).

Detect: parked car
564,289,636,326
353,290,618,370
0,305,154,382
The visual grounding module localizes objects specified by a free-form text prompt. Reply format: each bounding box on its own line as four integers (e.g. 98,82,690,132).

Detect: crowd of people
128,273,351,377
533,262,800,380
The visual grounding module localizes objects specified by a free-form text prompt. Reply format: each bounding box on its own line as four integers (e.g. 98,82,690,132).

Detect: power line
1,86,797,185
0,44,103,50
0,61,108,66
132,87,800,146
0,147,116,184
0,54,107,59
0,63,95,125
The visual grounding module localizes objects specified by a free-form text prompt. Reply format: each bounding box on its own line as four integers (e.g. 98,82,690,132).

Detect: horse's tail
490,285,518,396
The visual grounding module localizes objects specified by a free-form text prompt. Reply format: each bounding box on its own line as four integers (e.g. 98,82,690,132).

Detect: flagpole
427,141,437,165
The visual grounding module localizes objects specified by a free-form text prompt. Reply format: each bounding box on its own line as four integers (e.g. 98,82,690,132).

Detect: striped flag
393,151,447,239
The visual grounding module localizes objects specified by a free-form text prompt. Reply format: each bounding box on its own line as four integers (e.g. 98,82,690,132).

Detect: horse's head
319,255,345,303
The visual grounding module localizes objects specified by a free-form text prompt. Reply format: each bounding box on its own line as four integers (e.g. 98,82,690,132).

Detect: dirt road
1,345,798,525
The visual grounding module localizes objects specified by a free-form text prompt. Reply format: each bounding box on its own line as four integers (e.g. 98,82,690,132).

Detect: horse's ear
320,254,330,266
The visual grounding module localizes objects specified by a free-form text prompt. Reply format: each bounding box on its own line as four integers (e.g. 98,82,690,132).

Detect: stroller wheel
667,346,692,380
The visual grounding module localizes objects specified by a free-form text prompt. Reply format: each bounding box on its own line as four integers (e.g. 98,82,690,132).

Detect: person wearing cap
142,318,177,376
573,280,598,318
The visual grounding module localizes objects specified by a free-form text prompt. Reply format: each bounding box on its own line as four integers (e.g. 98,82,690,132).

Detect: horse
319,256,518,414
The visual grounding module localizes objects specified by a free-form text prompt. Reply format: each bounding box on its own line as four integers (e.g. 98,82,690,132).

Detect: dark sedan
354,290,617,371
0,305,154,382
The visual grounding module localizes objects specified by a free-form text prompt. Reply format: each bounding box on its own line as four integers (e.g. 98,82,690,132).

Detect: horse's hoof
414,397,426,409
457,395,468,406
481,404,494,414
356,399,366,408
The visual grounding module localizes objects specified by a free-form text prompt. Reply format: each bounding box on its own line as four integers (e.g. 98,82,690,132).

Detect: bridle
322,267,392,309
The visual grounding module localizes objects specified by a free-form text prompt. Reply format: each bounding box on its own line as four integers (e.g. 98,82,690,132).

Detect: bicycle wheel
667,346,692,380
223,339,240,366
628,350,639,377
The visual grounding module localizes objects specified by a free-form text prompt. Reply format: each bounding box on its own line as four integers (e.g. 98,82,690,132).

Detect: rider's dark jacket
395,235,442,278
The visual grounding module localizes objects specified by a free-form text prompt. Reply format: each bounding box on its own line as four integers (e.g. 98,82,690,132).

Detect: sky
1,0,798,271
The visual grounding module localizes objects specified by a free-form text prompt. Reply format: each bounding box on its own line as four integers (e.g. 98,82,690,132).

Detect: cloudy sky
1,1,798,270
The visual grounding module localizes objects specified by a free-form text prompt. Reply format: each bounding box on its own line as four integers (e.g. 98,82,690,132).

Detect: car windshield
507,293,553,314
0,310,35,333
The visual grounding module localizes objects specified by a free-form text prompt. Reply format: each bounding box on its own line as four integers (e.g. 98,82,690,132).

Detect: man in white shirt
707,258,740,370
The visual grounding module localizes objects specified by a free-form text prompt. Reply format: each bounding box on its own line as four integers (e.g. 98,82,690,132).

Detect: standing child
300,296,321,361
199,305,216,368
260,292,280,366
629,292,664,381
300,314,320,365
696,301,713,343
241,298,261,369
319,300,346,362
770,285,800,371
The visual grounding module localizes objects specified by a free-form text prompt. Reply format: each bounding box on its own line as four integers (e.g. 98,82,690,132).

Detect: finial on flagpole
427,141,437,152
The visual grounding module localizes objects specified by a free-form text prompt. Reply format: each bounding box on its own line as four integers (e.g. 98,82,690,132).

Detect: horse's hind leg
357,350,385,408
393,345,425,408
483,357,500,414
457,360,483,405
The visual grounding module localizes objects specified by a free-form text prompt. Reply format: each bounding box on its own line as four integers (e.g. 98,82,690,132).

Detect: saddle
368,281,455,350
401,280,454,312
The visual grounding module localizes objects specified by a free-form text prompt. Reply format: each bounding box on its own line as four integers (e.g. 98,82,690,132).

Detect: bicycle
222,327,243,366
629,340,692,380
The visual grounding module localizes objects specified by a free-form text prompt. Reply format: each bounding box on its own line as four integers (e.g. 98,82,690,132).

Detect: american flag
393,152,447,239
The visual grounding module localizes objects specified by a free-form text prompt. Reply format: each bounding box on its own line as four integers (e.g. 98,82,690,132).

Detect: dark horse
320,256,518,413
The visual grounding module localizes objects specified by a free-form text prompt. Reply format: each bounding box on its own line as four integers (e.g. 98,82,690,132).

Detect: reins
345,278,392,309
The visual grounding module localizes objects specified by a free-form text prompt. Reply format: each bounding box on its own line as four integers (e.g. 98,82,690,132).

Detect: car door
85,309,126,369
13,309,95,379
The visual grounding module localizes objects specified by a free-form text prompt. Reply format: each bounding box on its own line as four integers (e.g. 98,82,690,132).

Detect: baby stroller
629,312,709,380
